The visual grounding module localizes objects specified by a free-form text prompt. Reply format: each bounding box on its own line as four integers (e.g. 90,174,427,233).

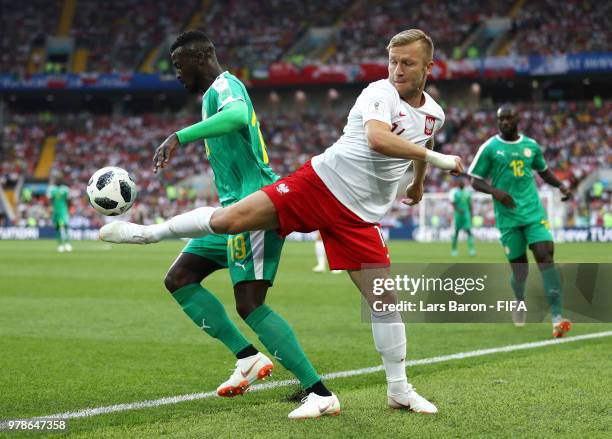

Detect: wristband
425,150,456,170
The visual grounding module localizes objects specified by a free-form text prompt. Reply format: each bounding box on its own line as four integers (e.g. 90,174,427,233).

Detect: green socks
245,304,321,388
540,266,562,318
56,225,66,245
451,230,459,251
467,234,475,253
172,283,251,355
172,286,321,389
510,267,562,317
510,273,526,302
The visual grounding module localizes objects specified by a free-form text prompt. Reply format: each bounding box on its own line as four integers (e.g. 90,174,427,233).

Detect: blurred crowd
3,0,611,77
0,0,61,77
202,0,352,72
328,0,512,64
69,0,197,73
2,99,610,230
508,0,611,56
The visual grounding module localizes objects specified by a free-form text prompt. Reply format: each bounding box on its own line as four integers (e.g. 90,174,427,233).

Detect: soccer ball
87,166,137,216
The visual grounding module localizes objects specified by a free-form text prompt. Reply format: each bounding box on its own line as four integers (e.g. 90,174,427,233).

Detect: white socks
148,206,218,241
315,240,326,267
371,310,409,393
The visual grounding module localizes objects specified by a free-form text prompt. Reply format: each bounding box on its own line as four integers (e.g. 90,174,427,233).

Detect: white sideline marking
1,331,610,427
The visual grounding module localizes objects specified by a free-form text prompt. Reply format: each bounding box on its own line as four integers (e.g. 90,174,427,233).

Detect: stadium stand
507,0,612,55
200,0,353,70
327,0,514,63
0,0,62,76
3,99,609,229
2,0,611,75
1,1,610,232
69,0,198,73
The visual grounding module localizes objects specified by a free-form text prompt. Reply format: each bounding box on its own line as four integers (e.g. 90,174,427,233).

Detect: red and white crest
424,115,436,135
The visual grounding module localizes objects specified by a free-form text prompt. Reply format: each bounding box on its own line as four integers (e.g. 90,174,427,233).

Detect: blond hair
386,29,434,61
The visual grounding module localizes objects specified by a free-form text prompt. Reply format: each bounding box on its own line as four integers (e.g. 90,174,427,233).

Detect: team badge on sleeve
424,115,436,135
369,101,386,115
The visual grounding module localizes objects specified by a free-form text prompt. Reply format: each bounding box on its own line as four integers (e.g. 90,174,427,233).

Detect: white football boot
216,352,273,397
64,243,73,252
288,392,341,419
312,264,325,272
57,244,65,253
387,384,438,414
99,221,158,244
511,301,526,327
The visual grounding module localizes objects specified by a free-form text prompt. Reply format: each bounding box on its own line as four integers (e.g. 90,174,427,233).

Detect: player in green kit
468,104,573,337
449,178,476,257
147,31,335,415
47,178,72,253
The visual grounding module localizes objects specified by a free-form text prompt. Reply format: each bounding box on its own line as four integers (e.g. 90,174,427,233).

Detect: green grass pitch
0,240,610,438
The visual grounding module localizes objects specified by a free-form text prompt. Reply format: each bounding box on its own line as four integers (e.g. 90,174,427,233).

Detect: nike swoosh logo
389,396,411,409
399,111,407,117
241,358,260,377
318,401,333,414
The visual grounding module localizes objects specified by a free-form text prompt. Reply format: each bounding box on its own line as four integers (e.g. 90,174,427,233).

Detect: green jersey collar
495,134,523,144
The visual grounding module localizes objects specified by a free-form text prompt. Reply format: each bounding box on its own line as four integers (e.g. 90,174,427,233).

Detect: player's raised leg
349,267,437,414
99,190,279,244
530,240,571,337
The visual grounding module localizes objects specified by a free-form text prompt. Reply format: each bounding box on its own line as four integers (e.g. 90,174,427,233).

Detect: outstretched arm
175,100,248,143
365,120,463,174
471,176,516,209
538,169,572,201
153,100,248,172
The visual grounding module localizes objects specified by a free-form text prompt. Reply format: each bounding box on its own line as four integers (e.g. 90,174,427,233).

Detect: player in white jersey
101,29,463,418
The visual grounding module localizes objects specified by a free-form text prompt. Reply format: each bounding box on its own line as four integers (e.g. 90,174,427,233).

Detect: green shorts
182,230,284,286
52,213,69,228
454,214,472,231
499,220,553,261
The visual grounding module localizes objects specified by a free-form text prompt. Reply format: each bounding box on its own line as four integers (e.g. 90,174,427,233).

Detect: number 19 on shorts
228,235,247,262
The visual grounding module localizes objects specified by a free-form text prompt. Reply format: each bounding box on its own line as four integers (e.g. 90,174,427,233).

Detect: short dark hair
497,103,517,116
170,30,213,53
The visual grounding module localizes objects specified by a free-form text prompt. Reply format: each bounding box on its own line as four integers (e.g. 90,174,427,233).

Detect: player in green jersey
449,178,476,257
47,178,72,253
147,31,335,415
468,104,573,337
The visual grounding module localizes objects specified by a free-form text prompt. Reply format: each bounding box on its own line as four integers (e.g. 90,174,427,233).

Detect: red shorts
261,161,390,270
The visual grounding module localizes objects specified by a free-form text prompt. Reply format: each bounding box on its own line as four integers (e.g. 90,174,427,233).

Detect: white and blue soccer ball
86,166,137,216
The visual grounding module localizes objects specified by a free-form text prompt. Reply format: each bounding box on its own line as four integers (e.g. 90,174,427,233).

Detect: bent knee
235,303,255,320
209,208,235,234
533,250,554,264
164,268,198,293
235,298,265,320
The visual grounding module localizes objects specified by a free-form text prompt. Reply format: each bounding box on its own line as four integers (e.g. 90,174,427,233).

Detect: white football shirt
311,79,445,223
